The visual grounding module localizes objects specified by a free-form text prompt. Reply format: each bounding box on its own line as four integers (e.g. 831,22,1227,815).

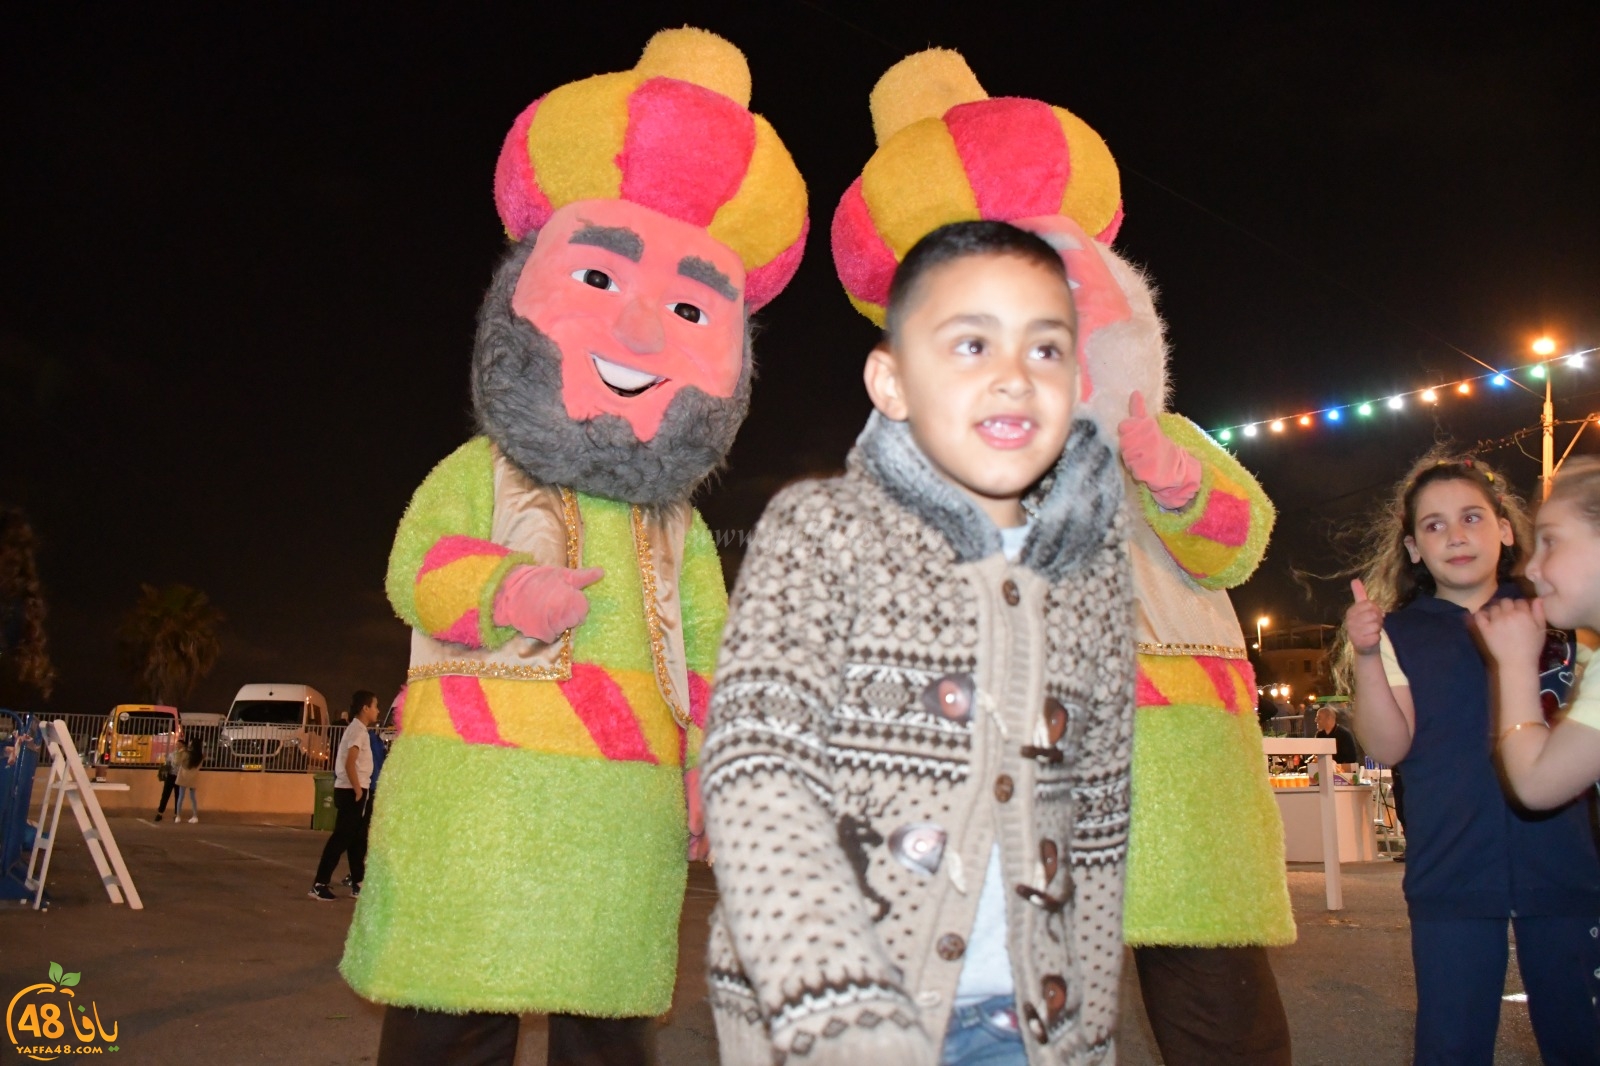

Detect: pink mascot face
510,198,749,443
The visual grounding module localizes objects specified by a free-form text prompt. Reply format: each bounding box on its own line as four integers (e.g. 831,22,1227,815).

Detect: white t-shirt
1564,645,1600,733
954,520,1035,1004
334,719,373,790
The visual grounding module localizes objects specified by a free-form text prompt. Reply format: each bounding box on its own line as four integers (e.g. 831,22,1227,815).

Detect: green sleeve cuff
476,551,540,649
387,437,498,628
1138,414,1275,590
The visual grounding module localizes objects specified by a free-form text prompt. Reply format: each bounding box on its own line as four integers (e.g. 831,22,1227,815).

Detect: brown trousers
1134,945,1292,1065
376,1008,656,1066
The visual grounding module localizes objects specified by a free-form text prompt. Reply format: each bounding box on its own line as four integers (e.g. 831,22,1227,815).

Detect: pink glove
492,564,605,643
685,767,709,861
1118,391,1202,509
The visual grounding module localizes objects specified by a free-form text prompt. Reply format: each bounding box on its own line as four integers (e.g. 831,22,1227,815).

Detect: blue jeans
942,994,1026,1066
1412,914,1600,1065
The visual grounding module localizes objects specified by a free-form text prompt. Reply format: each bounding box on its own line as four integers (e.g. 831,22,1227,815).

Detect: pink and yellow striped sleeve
386,437,536,650
1138,414,1275,591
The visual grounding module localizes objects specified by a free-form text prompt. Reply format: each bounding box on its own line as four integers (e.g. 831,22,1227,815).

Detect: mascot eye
670,302,707,325
571,268,619,291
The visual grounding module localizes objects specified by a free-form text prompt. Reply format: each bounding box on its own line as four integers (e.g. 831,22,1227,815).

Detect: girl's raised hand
1346,579,1386,655
1472,597,1547,667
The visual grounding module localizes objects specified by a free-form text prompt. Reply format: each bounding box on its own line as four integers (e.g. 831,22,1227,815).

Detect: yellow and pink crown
494,27,809,310
832,49,1123,325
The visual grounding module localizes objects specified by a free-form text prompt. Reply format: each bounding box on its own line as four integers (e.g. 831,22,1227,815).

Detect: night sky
3,2,1597,718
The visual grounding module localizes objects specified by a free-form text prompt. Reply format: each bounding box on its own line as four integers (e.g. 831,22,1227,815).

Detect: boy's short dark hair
351,689,379,717
884,220,1070,343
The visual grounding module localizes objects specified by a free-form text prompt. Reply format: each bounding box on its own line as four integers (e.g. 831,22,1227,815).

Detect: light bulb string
1211,348,1599,440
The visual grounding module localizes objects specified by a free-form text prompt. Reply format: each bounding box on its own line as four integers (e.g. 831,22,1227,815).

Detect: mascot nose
614,297,666,355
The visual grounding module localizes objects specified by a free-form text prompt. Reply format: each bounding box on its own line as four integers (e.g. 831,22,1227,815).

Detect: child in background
1343,451,1600,1064
1478,455,1600,808
172,733,203,823
154,724,182,823
702,221,1134,1065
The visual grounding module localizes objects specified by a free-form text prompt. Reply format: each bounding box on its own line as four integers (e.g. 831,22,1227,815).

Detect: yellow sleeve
1378,631,1410,690
1564,646,1600,732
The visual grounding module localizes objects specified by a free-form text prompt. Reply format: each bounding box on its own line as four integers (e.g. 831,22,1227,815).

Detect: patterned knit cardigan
703,413,1135,1066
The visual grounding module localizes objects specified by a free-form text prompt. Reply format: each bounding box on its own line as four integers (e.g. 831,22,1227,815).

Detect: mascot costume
341,28,808,1066
829,50,1294,1064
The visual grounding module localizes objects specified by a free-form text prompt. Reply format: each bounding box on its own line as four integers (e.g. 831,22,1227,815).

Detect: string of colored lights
1209,348,1599,443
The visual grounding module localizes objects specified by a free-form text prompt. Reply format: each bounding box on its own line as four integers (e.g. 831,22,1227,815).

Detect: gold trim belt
1136,641,1248,660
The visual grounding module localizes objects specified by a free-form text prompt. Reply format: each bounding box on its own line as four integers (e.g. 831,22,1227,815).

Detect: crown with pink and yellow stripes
493,27,809,311
832,49,1123,326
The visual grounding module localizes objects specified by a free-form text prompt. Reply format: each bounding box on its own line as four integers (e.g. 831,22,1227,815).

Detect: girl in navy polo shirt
1344,453,1600,1065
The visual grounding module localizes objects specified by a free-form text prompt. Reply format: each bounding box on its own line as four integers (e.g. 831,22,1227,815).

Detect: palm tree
118,584,224,706
0,507,57,699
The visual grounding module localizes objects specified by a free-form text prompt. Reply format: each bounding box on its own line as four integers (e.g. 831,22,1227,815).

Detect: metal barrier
37,714,343,774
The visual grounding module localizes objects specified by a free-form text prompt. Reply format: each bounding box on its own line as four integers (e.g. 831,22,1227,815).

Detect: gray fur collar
852,412,1122,580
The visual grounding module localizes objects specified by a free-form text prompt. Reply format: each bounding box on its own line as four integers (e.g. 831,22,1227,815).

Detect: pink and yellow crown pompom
493,27,808,310
832,49,1123,326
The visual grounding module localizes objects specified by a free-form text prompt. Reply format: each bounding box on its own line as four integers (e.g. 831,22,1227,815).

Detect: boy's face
865,253,1077,528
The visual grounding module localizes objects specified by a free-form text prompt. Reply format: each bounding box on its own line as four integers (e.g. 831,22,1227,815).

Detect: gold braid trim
1136,641,1248,660
632,505,692,730
408,657,571,682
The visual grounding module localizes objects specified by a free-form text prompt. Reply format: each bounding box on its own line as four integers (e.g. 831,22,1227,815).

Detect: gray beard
470,236,754,507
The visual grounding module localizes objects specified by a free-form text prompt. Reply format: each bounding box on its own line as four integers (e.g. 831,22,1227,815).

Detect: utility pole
1543,371,1555,499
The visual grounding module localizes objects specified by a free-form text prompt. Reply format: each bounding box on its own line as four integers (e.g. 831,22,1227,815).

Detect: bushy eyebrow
1418,505,1488,522
677,256,738,302
1026,317,1075,333
569,224,644,262
933,313,1074,332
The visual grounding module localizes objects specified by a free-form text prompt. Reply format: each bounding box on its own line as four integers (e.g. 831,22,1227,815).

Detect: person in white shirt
311,691,378,901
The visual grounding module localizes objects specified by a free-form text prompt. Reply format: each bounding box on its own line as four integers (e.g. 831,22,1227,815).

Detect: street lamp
1536,337,1557,498
1255,615,1270,651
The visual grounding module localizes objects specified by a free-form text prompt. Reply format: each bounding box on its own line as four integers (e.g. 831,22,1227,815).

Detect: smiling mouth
978,416,1036,440
592,355,666,398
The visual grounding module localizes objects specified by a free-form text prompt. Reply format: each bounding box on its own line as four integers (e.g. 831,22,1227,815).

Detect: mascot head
475,28,808,506
831,49,1167,434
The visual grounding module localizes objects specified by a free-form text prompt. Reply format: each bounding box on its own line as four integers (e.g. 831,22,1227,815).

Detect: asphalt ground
1,816,1547,1065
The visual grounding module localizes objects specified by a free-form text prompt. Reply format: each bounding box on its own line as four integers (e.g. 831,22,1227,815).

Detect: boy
310,689,378,900
702,221,1134,1065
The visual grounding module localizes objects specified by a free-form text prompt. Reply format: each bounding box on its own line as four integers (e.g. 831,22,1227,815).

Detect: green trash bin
312,772,337,831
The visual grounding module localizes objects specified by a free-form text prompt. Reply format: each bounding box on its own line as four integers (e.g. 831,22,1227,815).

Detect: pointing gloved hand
493,564,605,643
1118,390,1202,509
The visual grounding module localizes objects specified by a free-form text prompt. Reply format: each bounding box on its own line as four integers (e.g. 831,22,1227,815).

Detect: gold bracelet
1497,720,1551,745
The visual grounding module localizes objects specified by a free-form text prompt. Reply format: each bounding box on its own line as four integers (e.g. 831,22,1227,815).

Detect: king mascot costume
340,28,808,1066
826,49,1295,1065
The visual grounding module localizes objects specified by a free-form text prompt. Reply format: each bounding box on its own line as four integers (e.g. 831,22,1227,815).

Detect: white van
218,684,331,771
